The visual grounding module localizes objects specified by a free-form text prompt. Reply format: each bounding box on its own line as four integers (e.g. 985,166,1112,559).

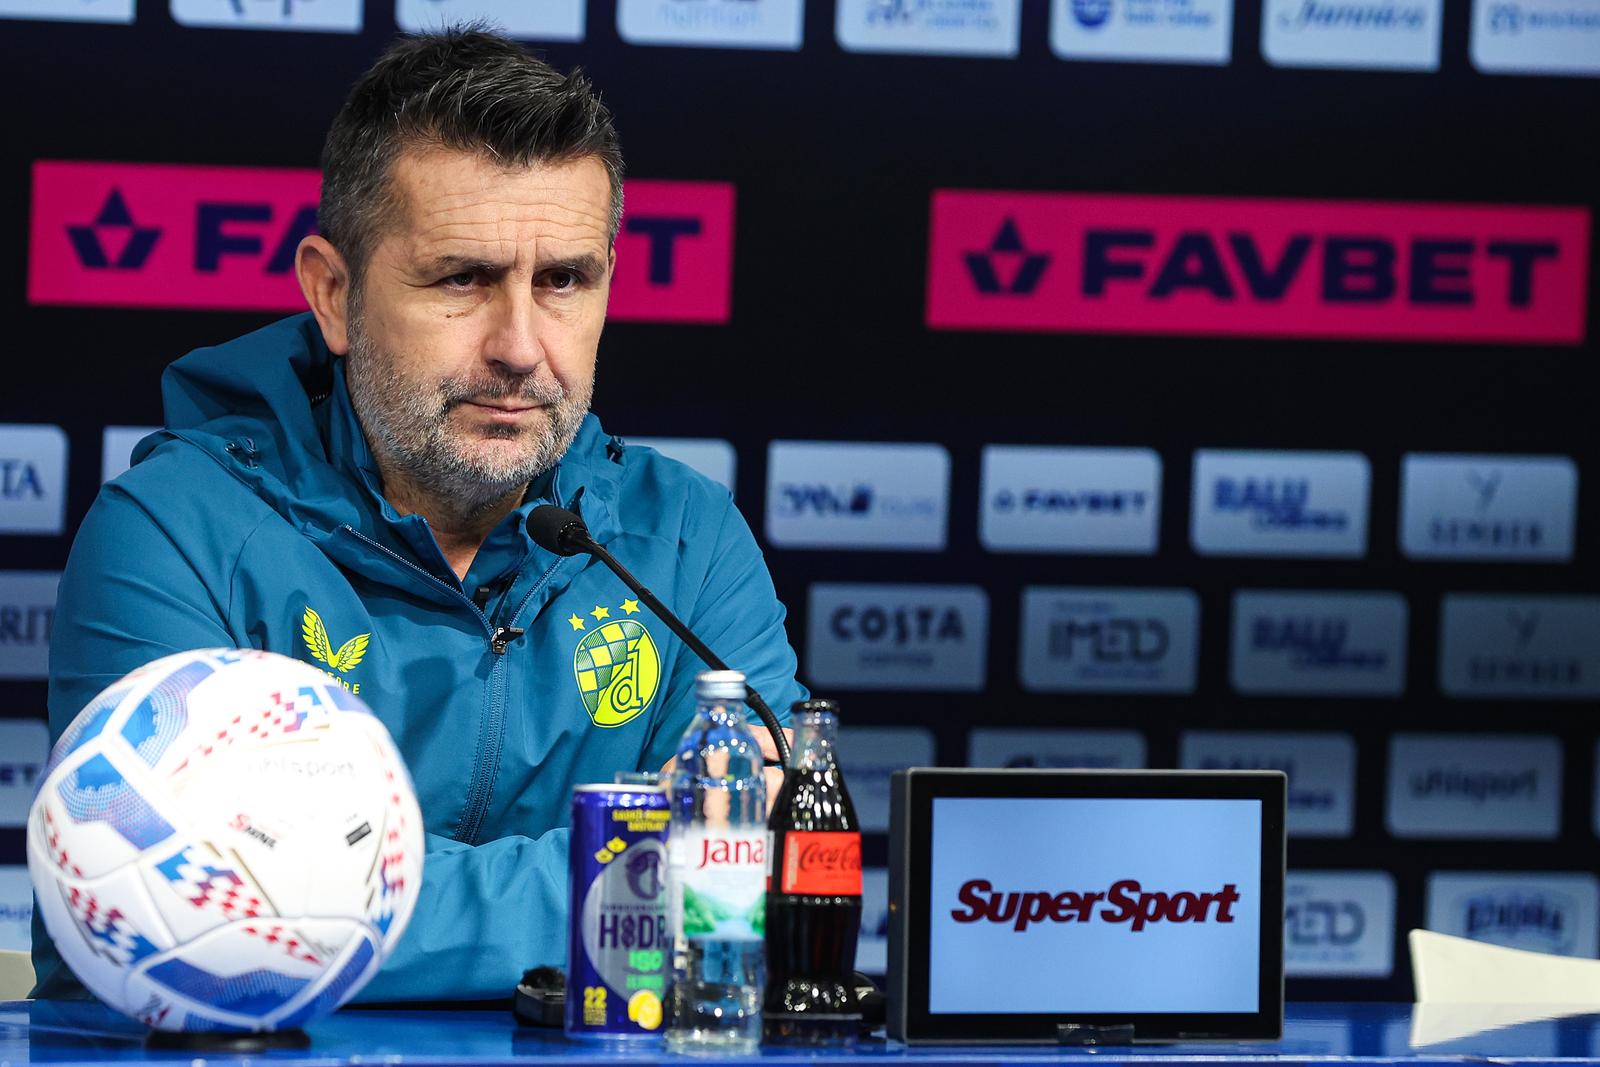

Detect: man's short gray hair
319,27,625,288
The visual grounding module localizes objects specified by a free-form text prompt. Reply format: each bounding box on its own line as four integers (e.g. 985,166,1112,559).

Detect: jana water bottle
665,670,767,1053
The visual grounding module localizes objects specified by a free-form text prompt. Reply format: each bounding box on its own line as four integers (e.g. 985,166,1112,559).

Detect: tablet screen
927,796,1263,1015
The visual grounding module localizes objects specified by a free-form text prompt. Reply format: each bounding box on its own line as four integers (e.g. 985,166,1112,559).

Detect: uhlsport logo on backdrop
1180,731,1355,838
171,0,361,31
1192,450,1370,557
1262,0,1443,70
570,600,662,727
1283,871,1395,978
1018,587,1198,693
618,0,804,49
1438,594,1600,700
807,584,987,691
767,441,950,550
927,191,1590,344
1051,0,1234,64
1401,454,1577,562
0,866,33,951
1231,590,1407,696
0,0,132,23
1387,733,1561,839
626,437,738,495
1427,872,1600,958
397,0,585,40
1471,0,1600,76
30,163,736,321
967,728,1147,770
0,720,48,829
837,727,937,832
980,446,1161,554
0,424,68,536
0,571,59,681
837,0,1021,55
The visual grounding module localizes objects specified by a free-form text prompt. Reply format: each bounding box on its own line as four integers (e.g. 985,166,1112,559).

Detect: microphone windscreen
526,505,589,557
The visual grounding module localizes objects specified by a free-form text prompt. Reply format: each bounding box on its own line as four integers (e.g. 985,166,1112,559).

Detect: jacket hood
135,313,623,555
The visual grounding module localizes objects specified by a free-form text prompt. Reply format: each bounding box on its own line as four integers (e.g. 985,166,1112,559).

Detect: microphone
527,504,792,767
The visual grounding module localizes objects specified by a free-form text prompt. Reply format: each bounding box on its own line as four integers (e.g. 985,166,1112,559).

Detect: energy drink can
566,783,672,1040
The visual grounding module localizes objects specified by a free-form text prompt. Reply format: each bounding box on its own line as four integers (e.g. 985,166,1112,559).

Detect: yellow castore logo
301,605,370,674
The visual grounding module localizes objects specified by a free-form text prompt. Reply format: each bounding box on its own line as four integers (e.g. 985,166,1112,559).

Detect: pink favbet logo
29,162,734,323
927,190,1590,345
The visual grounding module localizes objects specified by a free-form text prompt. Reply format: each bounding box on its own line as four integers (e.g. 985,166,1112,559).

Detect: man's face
343,148,614,511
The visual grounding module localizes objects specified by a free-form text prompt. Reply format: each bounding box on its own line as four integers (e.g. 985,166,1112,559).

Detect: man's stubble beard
344,308,593,520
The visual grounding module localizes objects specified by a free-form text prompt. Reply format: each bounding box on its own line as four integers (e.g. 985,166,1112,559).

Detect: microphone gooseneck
527,504,793,767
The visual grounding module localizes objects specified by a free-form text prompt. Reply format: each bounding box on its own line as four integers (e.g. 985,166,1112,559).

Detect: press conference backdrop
1,0,1597,1001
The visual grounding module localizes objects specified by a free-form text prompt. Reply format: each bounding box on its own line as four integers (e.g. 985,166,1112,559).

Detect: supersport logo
950,878,1241,932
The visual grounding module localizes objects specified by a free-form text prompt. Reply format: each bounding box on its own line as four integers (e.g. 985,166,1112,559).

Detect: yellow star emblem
621,599,641,615
591,605,611,621
568,614,586,631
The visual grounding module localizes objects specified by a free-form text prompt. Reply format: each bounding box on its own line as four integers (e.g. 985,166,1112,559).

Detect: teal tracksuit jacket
33,313,804,1001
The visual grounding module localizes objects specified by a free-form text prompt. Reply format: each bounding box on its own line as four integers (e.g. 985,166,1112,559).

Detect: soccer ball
27,648,424,1033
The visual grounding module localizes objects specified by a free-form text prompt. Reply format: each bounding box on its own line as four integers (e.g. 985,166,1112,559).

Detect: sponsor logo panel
1050,0,1234,64
29,164,731,321
1427,871,1599,957
1231,590,1407,696
626,437,737,495
617,0,804,49
170,0,361,31
1192,450,1370,558
1439,595,1600,700
0,866,32,951
807,584,987,691
0,719,48,828
836,0,1021,55
1284,871,1395,978
1401,454,1576,562
926,190,1590,344
0,0,132,21
767,441,950,551
856,867,890,974
1262,0,1443,70
102,425,159,484
967,728,1147,769
1472,0,1600,76
1387,734,1561,839
1019,587,1198,693
980,446,1161,554
1180,731,1354,838
0,424,68,536
396,0,585,39
837,727,937,832
0,572,59,681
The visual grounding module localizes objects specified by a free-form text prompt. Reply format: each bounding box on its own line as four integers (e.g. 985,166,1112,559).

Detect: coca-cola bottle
763,699,862,1045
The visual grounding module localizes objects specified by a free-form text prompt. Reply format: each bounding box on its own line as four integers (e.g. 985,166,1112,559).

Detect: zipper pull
490,626,525,654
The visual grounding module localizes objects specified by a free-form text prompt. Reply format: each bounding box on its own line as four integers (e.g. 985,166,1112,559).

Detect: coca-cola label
781,831,863,895
668,829,766,942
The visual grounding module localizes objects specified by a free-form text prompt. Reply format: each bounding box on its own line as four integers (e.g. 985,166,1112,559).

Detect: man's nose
482,287,546,374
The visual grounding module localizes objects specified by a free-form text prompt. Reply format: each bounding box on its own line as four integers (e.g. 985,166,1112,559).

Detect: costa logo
950,878,1241,932
927,191,1589,343
29,162,734,321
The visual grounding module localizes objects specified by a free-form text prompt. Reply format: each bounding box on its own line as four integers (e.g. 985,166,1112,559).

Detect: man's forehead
385,147,611,258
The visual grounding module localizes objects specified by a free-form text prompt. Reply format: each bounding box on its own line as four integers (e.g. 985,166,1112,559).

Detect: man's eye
442,272,476,288
546,270,580,291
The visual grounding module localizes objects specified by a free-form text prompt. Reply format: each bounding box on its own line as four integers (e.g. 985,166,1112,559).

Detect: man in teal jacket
34,30,803,1001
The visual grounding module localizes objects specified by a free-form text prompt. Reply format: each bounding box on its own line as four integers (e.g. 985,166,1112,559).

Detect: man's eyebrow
415,253,511,276
537,252,609,278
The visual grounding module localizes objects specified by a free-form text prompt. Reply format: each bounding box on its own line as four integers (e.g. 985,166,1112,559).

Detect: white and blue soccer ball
27,648,424,1033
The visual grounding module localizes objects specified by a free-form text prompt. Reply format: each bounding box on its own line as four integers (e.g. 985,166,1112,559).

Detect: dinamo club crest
571,601,661,728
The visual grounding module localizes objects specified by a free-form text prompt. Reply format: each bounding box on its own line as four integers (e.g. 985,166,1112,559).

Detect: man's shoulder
97,432,277,534
604,435,739,534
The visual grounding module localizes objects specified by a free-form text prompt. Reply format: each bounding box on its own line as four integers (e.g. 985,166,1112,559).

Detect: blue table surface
9,1002,1600,1067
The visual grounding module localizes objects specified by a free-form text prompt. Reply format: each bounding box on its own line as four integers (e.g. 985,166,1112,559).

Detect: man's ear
296,236,352,355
